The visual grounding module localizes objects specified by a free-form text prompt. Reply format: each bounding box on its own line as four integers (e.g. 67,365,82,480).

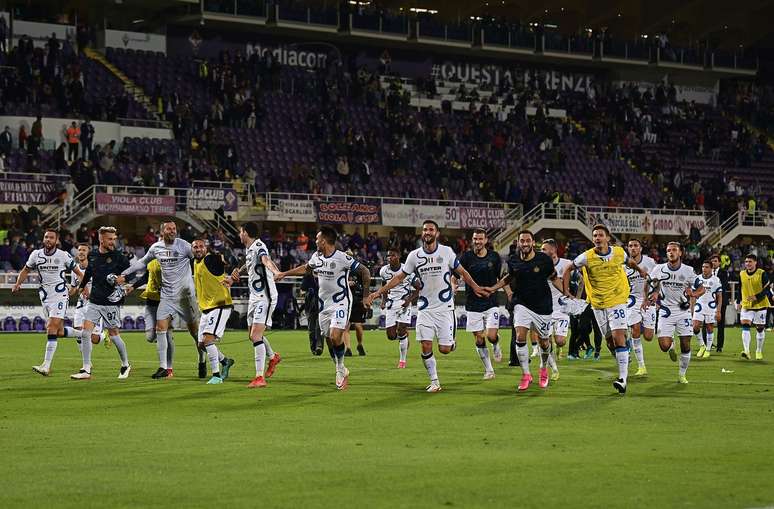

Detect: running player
379,247,420,368
458,229,503,380
367,220,489,393
71,226,132,380
486,231,564,391
540,238,572,381
70,243,104,350
692,260,722,358
192,239,235,384
561,224,649,395
122,221,200,379
11,229,83,376
646,242,704,383
277,226,371,390
229,222,282,388
624,238,657,376
738,254,770,360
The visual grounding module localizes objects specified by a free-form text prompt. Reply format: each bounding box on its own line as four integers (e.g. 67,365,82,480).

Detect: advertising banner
11,18,75,49
270,199,316,222
459,208,506,229
588,211,710,236
0,180,59,204
381,204,460,228
187,188,238,212
315,201,381,225
95,193,176,216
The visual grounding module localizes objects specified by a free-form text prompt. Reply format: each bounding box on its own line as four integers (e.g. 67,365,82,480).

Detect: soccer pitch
2,328,773,509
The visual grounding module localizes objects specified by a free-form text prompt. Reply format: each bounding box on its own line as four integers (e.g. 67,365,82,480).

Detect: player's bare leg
34,317,66,375
530,328,539,357
537,335,552,389
189,319,207,378
387,323,409,368
353,322,366,356
486,327,502,363
474,330,495,380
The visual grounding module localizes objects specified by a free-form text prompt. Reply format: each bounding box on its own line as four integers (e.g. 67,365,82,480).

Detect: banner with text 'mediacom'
95,193,176,216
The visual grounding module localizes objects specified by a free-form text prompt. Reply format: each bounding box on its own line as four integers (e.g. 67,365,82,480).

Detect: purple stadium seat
18,316,32,331
33,316,46,331
3,316,17,332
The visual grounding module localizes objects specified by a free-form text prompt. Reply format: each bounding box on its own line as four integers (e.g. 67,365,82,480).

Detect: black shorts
349,301,367,324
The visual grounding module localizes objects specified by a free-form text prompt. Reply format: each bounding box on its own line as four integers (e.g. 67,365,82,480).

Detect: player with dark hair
367,220,488,392
229,221,282,388
692,260,722,358
12,228,84,375
486,230,564,391
379,247,420,368
624,238,657,376
277,226,371,390
458,229,503,380
738,254,770,360
646,242,704,384
562,224,648,394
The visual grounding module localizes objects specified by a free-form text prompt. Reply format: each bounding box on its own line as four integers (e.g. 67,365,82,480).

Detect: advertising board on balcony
95,193,176,216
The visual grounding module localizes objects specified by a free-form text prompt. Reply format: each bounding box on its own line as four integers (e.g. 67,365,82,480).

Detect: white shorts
626,297,657,329
199,307,231,341
741,309,767,325
157,295,198,325
84,303,122,330
74,304,104,335
657,308,693,338
513,304,552,339
319,303,351,335
692,303,717,325
551,311,570,338
41,296,68,321
465,307,500,332
592,304,629,338
248,298,277,328
415,309,456,346
384,304,412,328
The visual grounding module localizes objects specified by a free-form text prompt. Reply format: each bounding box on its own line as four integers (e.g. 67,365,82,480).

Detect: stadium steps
83,48,160,122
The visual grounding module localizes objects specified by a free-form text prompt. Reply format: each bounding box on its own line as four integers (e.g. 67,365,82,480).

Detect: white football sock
615,347,629,382
398,334,408,362
253,340,266,377
80,328,93,371
63,326,77,338
156,331,168,369
679,351,691,377
547,348,559,373
477,344,493,373
705,332,714,352
263,338,275,358
632,337,645,367
110,335,129,367
218,350,225,362
756,331,765,353
742,329,751,352
421,352,438,383
491,337,502,358
205,344,221,376
516,343,530,374
43,336,57,369
540,345,550,369
166,332,175,369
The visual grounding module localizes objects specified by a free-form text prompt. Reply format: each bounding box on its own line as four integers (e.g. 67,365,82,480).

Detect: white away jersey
246,239,277,301
550,258,573,310
125,238,194,300
402,244,458,312
308,249,360,309
379,263,416,306
626,254,657,300
25,248,75,301
649,263,701,311
71,263,90,309
695,274,722,309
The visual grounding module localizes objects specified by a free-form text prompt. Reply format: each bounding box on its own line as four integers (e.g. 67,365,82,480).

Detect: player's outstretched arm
260,254,282,277
275,263,308,281
454,265,489,297
11,266,31,293
366,270,406,306
486,274,511,293
121,249,155,277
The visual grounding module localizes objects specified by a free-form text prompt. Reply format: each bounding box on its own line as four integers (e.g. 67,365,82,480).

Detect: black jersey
459,249,502,312
80,249,131,306
507,250,555,316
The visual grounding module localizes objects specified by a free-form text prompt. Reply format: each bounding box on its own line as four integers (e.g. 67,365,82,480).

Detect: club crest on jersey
330,262,336,269
106,257,112,264
533,266,540,272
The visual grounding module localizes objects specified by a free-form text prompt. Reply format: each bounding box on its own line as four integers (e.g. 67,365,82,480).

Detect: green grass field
1,327,773,509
